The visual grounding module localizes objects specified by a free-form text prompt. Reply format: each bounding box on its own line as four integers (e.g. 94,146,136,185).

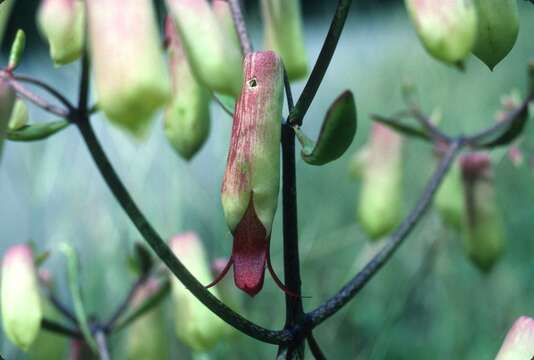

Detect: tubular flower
165,0,243,96
357,123,403,240
169,232,229,352
1,244,42,351
405,0,477,66
495,316,534,360
86,0,171,138
37,0,85,65
211,51,287,297
460,153,505,272
261,0,308,80
163,17,210,161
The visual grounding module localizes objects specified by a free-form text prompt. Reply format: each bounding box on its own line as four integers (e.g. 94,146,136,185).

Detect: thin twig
46,291,78,326
409,107,452,144
41,318,81,339
228,0,252,54
288,0,353,126
304,139,463,328
212,92,234,117
10,74,75,111
94,330,111,360
104,275,147,331
307,334,328,360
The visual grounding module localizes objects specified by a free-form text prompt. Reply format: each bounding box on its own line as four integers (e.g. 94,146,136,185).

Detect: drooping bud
126,278,168,360
1,245,42,351
86,0,171,138
169,232,229,352
0,0,15,46
405,0,478,66
212,0,240,52
434,143,463,230
472,0,519,71
460,153,504,272
218,51,284,296
37,0,85,65
163,17,210,161
165,0,243,96
0,77,16,160
358,123,403,240
261,0,308,80
495,316,534,360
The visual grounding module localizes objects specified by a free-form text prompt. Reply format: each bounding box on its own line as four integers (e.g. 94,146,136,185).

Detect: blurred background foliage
1,1,534,359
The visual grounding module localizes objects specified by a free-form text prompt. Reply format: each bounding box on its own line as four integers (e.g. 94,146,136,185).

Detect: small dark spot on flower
248,78,257,88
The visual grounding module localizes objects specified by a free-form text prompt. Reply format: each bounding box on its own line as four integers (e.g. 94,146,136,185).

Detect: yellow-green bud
435,159,463,230
0,0,14,46
166,0,243,96
169,232,229,352
0,77,16,160
495,316,534,360
261,0,308,80
126,278,168,360
163,17,210,161
405,0,477,66
460,153,505,272
1,244,42,351
8,99,29,131
37,0,84,65
358,123,403,240
87,0,171,138
472,0,519,70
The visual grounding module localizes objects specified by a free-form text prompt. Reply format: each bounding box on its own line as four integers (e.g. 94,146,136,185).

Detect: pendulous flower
495,316,534,360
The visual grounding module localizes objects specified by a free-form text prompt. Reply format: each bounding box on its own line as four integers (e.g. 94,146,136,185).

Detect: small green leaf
7,120,69,142
8,29,25,71
479,105,529,148
296,90,357,166
370,114,430,141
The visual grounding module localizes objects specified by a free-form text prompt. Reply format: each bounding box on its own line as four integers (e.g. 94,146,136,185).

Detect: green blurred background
1,1,534,359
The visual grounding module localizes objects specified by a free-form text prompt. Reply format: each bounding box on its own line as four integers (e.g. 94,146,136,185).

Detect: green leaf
370,114,430,141
8,29,25,71
7,120,69,142
59,243,98,353
296,90,357,166
478,102,530,149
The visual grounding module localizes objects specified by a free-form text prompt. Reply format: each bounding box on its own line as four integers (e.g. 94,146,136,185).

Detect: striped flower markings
208,51,289,297
1,244,42,351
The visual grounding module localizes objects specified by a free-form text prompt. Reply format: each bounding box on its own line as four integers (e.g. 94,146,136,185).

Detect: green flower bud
166,0,243,96
37,0,85,65
126,278,168,360
0,0,15,46
8,99,29,131
212,0,240,52
495,316,534,360
435,158,463,230
261,0,308,80
1,244,42,351
87,0,171,138
472,0,519,70
460,153,504,272
163,17,210,161
0,77,16,160
405,0,477,66
8,29,25,71
218,51,284,296
169,232,229,352
358,123,403,240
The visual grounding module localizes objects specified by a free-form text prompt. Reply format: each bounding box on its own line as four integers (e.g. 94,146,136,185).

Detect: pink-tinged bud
217,51,285,296
495,316,534,360
169,232,229,352
165,0,243,96
0,77,16,160
212,0,240,52
126,278,168,360
37,0,85,65
405,0,477,66
0,0,15,46
460,153,505,272
1,245,42,351
261,0,308,80
357,123,403,240
163,17,210,161
87,0,171,138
